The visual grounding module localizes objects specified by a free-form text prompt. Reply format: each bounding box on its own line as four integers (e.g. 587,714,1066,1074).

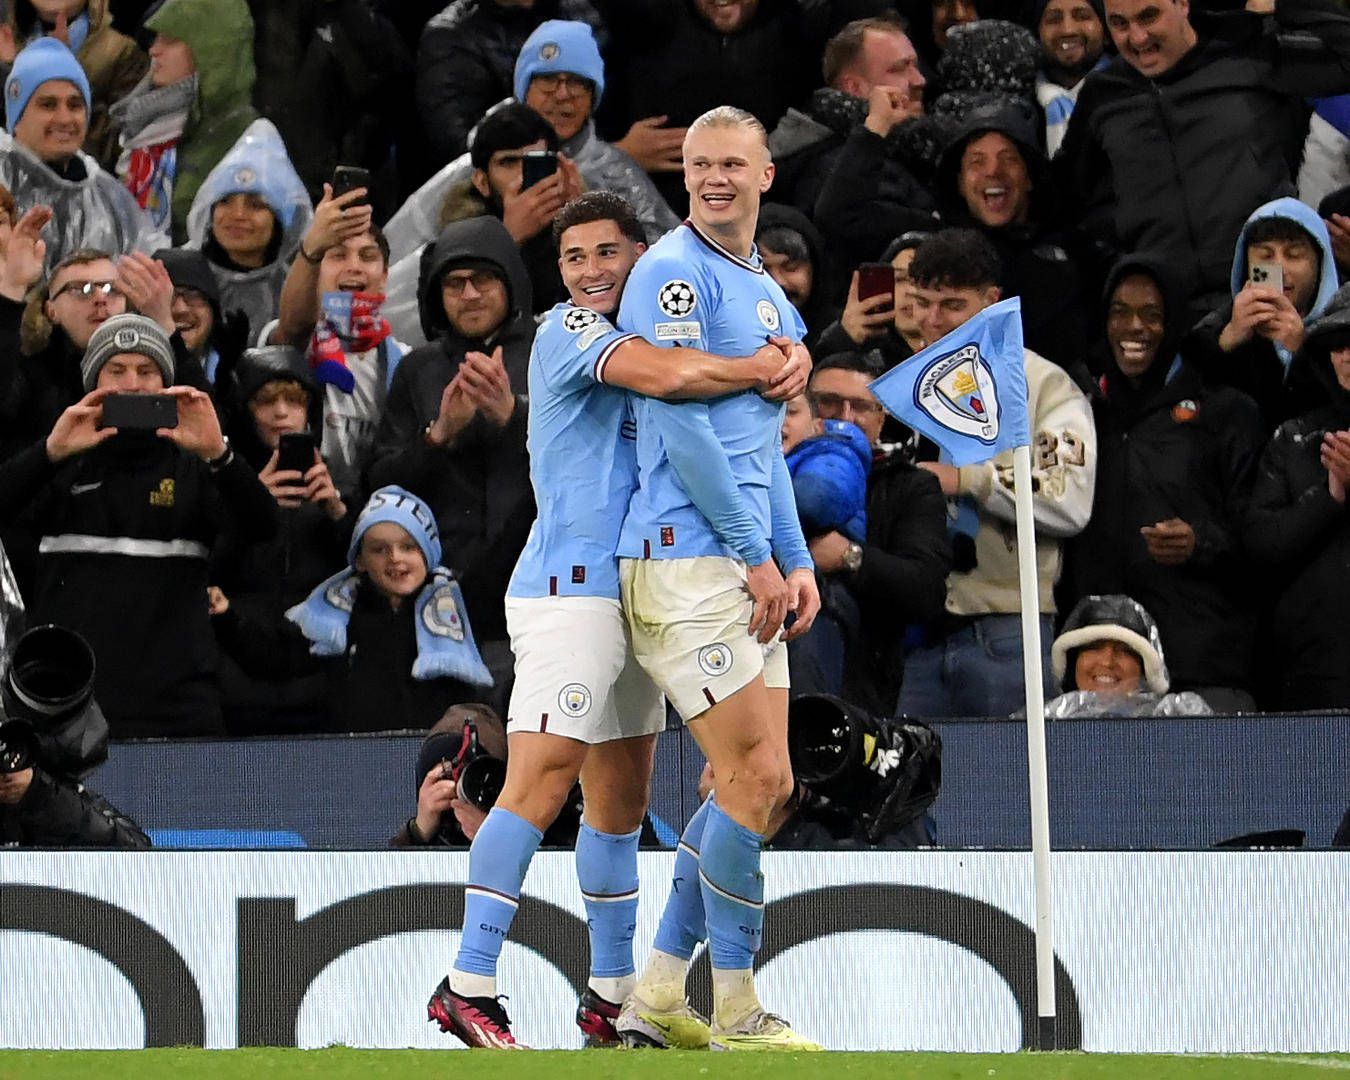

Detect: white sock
589,974,637,1005
711,967,760,1029
635,949,690,1010
448,969,496,1000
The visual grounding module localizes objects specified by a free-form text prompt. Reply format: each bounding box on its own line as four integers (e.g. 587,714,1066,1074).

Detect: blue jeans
898,614,1056,719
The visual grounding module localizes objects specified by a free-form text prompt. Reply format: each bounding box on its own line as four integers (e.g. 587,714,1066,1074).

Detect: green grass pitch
2,1050,1348,1079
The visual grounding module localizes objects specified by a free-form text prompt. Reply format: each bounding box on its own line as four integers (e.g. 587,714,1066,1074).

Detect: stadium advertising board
1,851,1345,1052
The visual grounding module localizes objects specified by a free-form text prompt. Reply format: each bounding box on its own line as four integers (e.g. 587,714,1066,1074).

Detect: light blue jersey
616,221,811,570
507,301,641,600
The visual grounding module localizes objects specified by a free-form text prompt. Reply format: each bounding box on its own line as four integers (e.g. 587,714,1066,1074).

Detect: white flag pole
1011,442,1056,1051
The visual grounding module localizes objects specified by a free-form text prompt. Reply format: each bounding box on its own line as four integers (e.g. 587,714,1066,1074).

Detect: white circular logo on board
658,279,697,318
697,643,733,677
563,307,600,333
756,299,780,332
559,683,592,717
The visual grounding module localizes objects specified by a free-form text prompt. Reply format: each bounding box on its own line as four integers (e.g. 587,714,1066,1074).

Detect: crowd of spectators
0,0,1347,847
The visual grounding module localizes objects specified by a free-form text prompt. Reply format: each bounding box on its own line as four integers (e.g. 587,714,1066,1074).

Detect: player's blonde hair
684,106,772,162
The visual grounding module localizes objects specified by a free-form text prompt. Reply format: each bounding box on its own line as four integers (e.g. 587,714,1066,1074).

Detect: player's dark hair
909,229,1001,291
822,14,911,85
552,191,646,249
469,103,560,173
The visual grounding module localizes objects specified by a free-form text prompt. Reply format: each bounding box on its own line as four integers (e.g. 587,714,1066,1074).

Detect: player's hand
259,449,307,506
760,338,811,401
841,271,895,345
1139,517,1196,566
616,115,688,172
415,765,459,841
45,387,117,462
458,346,515,427
781,566,820,641
0,205,51,301
304,184,373,259
745,557,790,644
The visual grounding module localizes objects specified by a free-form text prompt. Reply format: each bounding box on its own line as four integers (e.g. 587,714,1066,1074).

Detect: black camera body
787,694,941,844
0,625,108,779
420,720,506,812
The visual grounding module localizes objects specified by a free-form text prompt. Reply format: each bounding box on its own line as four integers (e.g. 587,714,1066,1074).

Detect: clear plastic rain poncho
0,131,166,271
184,118,313,344
1043,594,1213,719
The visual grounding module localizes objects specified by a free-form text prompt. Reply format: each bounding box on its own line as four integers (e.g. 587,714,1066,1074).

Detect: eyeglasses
51,280,122,302
530,73,592,95
172,286,211,306
810,391,883,416
442,269,501,297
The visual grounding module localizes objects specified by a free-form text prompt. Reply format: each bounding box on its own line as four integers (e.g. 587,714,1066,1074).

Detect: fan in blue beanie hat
513,20,605,108
5,37,92,132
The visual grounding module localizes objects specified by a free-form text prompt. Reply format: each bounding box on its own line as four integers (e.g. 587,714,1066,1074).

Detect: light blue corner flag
869,296,1031,466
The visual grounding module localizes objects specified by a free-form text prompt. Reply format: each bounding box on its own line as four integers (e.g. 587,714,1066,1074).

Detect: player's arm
601,336,807,401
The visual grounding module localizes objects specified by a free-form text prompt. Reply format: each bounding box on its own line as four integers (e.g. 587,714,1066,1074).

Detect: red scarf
307,291,392,393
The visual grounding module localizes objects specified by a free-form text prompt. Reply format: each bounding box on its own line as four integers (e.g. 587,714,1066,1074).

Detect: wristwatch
206,437,234,472
842,541,863,574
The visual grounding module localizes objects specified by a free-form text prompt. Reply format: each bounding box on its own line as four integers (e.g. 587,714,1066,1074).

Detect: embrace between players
427,106,825,1053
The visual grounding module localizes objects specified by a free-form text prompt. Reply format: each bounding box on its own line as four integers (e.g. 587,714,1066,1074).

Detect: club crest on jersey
756,299,780,332
558,682,591,717
658,279,697,318
698,643,733,677
914,342,1001,444
563,307,600,333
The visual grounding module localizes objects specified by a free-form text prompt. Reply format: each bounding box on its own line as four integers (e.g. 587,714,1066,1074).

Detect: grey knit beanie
82,314,176,392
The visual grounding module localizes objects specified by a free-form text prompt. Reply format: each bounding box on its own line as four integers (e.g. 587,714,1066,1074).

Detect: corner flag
868,297,1031,466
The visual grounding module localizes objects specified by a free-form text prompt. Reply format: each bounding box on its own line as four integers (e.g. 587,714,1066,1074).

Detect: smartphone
331,165,371,206
276,431,317,475
1248,262,1284,293
101,393,178,431
520,150,558,191
857,262,896,306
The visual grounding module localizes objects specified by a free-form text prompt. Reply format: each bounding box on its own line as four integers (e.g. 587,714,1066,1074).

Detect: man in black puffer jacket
1067,254,1266,713
1247,284,1350,710
1054,0,1350,311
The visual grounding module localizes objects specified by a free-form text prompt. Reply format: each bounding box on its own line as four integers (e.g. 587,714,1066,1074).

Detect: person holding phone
1193,197,1341,430
0,313,277,737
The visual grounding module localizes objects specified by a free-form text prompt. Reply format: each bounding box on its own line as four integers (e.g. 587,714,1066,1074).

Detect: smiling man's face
558,218,644,316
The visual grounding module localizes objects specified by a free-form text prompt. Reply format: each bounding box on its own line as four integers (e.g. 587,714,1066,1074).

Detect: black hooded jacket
1068,254,1266,695
367,216,537,640
1246,285,1350,708
930,104,1094,379
756,202,840,346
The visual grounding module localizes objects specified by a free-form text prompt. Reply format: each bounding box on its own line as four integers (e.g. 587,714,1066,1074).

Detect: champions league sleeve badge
658,279,698,318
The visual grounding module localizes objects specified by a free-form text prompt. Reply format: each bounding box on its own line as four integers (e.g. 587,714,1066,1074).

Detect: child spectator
210,485,493,733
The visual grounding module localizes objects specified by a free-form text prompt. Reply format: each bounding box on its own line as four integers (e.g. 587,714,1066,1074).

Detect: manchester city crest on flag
916,342,1001,443
869,297,1031,467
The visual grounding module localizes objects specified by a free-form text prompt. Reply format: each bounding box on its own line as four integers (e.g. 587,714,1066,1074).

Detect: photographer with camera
391,703,579,848
0,624,149,848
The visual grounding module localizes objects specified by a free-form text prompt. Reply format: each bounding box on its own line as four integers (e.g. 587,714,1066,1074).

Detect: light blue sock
652,797,715,961
575,822,642,981
698,801,764,970
453,807,543,977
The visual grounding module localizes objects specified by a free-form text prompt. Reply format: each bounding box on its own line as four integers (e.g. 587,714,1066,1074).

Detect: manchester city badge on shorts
558,682,592,717
698,642,733,677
